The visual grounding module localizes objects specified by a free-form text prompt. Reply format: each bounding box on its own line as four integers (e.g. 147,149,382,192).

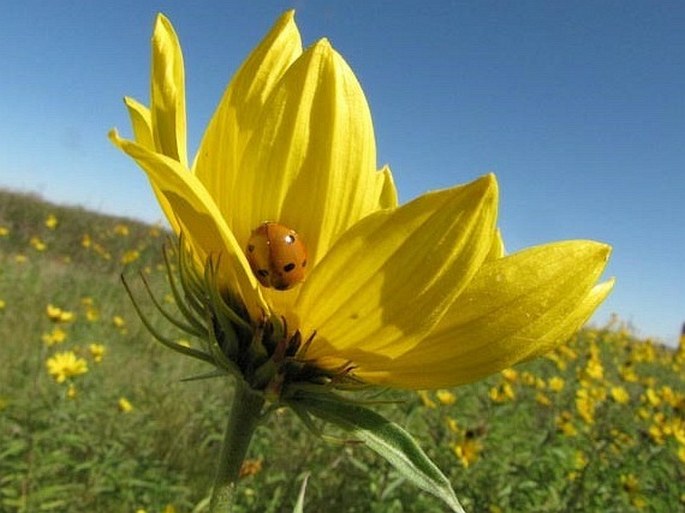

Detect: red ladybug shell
246,222,308,290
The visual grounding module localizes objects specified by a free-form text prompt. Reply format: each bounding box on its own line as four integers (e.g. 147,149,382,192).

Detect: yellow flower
118,397,134,412
46,351,88,383
0,299,5,310
121,249,140,264
30,236,46,251
42,327,67,346
45,214,58,229
110,11,612,391
436,389,457,406
610,386,630,405
113,223,130,236
453,437,483,468
417,390,437,409
67,383,78,399
112,315,126,328
89,343,106,363
548,376,565,392
0,226,9,236
46,304,74,323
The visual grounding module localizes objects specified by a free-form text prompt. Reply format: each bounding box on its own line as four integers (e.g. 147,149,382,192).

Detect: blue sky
1,1,683,345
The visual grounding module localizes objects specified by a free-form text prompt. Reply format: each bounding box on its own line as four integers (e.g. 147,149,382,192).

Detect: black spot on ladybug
247,244,255,252
283,263,296,272
257,269,269,278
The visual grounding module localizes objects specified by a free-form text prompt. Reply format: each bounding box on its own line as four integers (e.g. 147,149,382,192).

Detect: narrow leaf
295,392,465,512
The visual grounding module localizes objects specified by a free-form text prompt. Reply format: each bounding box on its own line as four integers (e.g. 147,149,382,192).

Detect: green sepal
292,391,465,513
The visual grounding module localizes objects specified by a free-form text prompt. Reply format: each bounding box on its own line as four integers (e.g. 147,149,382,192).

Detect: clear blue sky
1,1,683,345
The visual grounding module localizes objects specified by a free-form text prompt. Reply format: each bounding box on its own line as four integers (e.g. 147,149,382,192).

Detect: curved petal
124,96,154,149
150,13,188,167
124,96,181,234
353,241,613,388
232,38,386,266
194,10,303,219
109,129,266,318
295,174,498,361
377,165,399,210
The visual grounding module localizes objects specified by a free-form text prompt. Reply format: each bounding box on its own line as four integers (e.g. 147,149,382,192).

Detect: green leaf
293,473,310,513
294,392,465,513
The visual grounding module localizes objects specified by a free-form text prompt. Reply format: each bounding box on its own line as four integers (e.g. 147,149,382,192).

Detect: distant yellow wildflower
121,249,140,264
42,327,67,346
45,214,58,229
118,397,134,413
30,236,46,251
113,223,130,236
548,376,565,392
453,437,483,468
46,304,75,323
610,386,630,405
0,226,9,236
46,351,88,383
112,315,126,329
89,344,106,363
436,389,457,406
0,299,5,311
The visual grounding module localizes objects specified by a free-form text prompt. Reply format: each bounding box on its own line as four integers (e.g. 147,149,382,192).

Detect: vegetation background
1,190,683,513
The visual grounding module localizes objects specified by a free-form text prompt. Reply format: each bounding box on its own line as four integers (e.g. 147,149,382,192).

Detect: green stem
209,381,265,513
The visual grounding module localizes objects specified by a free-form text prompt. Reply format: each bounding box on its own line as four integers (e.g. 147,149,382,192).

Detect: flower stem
209,381,265,513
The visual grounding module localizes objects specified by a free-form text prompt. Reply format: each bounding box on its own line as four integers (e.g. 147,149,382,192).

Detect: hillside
0,189,683,512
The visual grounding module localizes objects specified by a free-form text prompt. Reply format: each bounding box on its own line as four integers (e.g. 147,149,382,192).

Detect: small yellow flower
643,388,661,407
0,226,9,236
113,223,130,236
0,299,5,311
435,389,456,406
67,383,78,399
453,437,482,468
42,327,68,346
45,214,58,229
81,234,92,248
417,390,437,409
501,368,518,382
678,446,685,464
548,376,565,392
110,10,612,391
121,249,140,264
14,254,27,263
112,315,126,328
89,343,106,363
118,397,134,412
46,351,88,383
489,382,515,403
46,304,74,323
610,386,630,405
536,392,551,407
30,236,46,251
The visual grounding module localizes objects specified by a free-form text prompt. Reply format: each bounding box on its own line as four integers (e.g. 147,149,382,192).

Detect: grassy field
1,189,683,513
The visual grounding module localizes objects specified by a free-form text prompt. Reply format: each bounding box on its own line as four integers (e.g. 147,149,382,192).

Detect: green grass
1,189,683,513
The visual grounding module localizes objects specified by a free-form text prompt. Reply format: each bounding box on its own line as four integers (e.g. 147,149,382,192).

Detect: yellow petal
150,14,188,167
354,241,612,388
232,39,387,266
109,130,266,317
124,96,181,234
487,228,506,260
295,174,498,360
194,10,303,219
123,96,154,149
376,165,399,210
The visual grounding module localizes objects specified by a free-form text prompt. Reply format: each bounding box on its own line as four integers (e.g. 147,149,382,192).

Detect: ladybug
246,222,308,290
